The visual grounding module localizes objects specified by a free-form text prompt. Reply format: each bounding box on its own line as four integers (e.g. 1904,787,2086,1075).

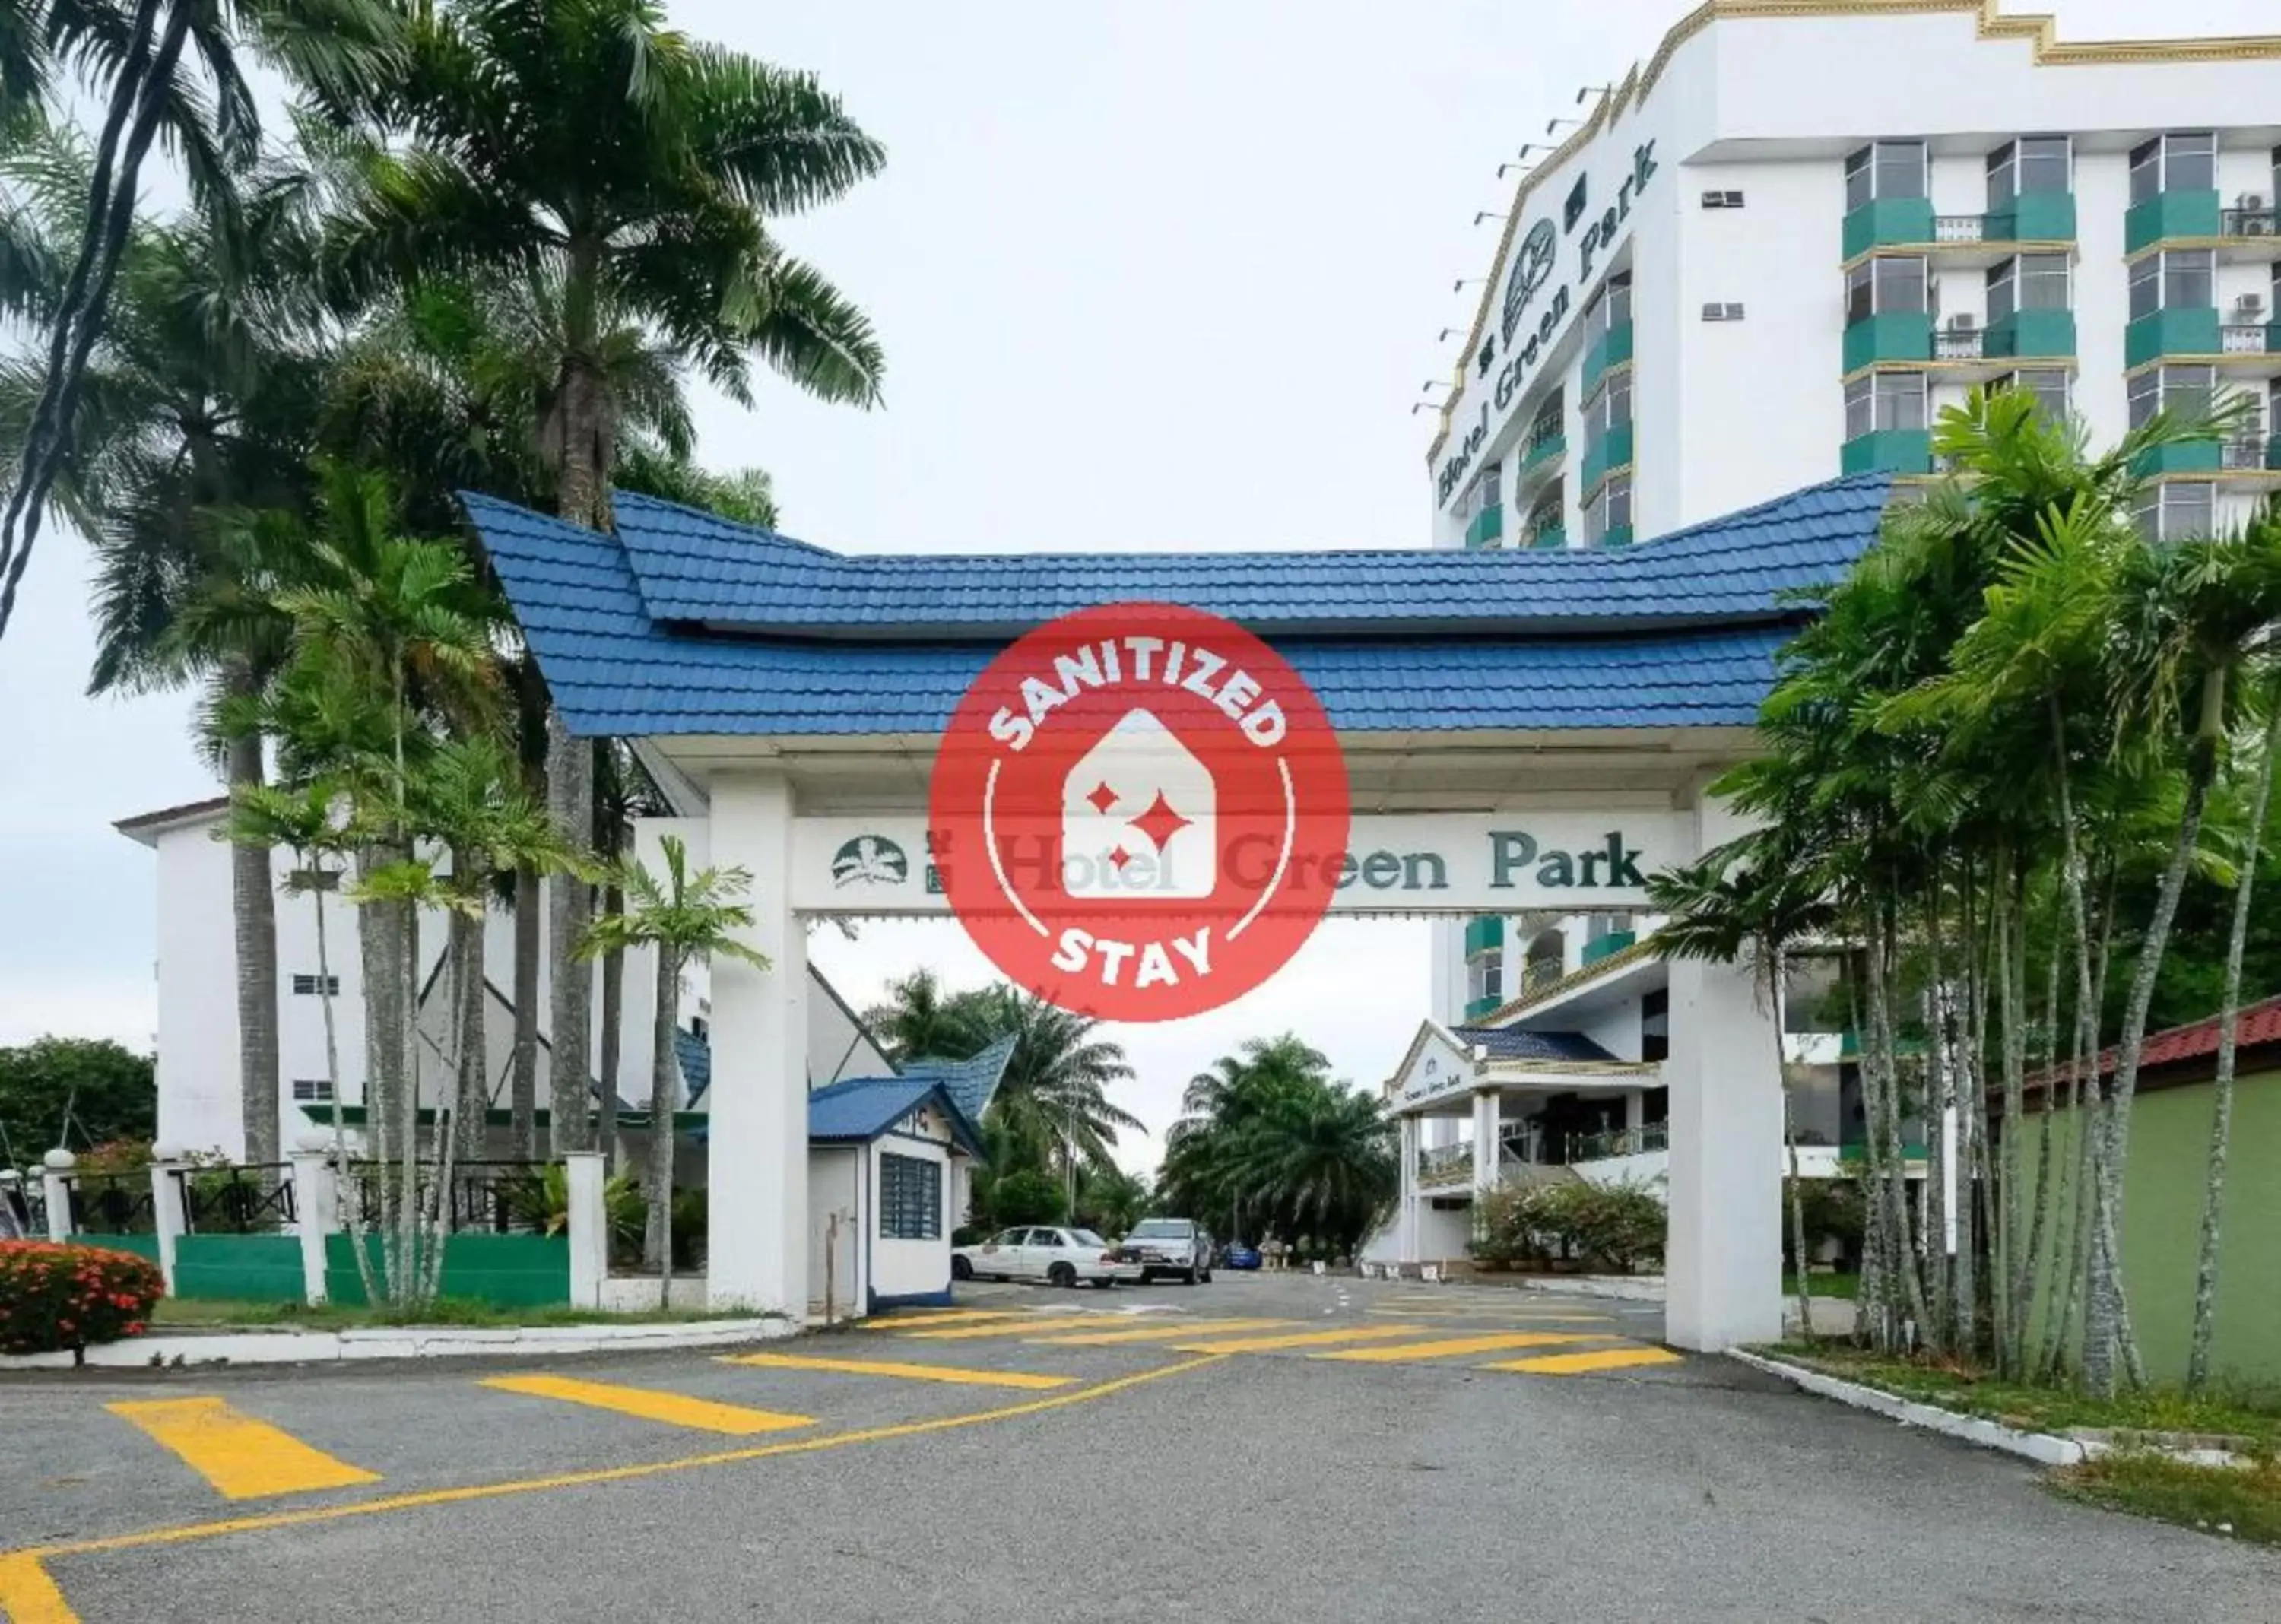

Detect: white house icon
1060,709,1217,900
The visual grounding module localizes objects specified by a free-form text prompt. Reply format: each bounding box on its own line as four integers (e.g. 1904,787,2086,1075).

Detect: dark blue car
1221,1240,1262,1270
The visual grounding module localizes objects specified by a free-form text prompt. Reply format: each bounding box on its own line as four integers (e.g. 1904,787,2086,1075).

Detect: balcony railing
1417,1142,1475,1188
1563,1121,1670,1164
1931,214,1985,243
2220,433,2276,471
2222,206,2280,240
2220,321,2275,354
1933,324,1985,360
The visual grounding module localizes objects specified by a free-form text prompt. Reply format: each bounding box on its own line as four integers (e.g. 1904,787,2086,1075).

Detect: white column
148,1150,186,1295
1625,1090,1647,1133
289,1140,337,1305
1664,798,1784,1351
705,772,810,1316
1397,1115,1420,1264
41,1150,74,1243
1470,1090,1499,1191
563,1150,606,1310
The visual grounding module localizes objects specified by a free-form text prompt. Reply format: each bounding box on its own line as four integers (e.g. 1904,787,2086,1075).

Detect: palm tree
864,969,991,1065
329,0,887,1155
581,833,769,1284
0,0,397,645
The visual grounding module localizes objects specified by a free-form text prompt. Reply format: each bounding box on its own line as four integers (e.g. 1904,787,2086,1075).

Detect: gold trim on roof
1424,0,2281,465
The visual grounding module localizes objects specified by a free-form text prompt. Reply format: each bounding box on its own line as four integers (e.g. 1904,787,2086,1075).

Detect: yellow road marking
16,1355,1223,1587
480,1375,814,1436
104,1398,380,1502
1312,1331,1617,1363
1029,1318,1290,1346
0,1554,74,1624
720,1352,1074,1390
1366,1307,1613,1321
1171,1323,1432,1353
856,1309,1023,1331
896,1314,1121,1340
1485,1346,1686,1375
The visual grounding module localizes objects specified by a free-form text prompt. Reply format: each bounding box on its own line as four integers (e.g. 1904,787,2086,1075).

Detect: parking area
5,1272,2276,1622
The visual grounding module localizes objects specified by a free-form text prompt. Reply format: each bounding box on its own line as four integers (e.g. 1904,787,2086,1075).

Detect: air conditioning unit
2233,294,2267,319
2238,192,2267,210
1947,312,1978,332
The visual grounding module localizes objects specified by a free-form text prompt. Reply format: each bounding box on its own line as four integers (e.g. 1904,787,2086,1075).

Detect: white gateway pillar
1397,1114,1420,1264
706,772,810,1316
1470,1090,1500,1192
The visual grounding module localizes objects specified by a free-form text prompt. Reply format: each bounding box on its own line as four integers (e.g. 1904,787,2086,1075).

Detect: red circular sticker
930,602,1350,1022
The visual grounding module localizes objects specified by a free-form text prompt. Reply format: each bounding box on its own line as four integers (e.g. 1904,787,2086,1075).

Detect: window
1582,271,1632,345
878,1153,941,1241
2133,482,2214,543
1584,371,1632,442
2130,132,2216,203
1994,369,2071,423
1701,302,1745,322
1471,464,1502,515
1987,136,2070,208
1845,372,1927,441
1986,254,2070,322
1845,140,1927,211
1701,189,1745,209
1525,389,1563,452
1585,474,1633,544
291,1079,335,1103
1846,256,1929,324
1524,487,1564,545
2129,249,2214,321
2128,363,2215,429
290,973,341,997
1467,950,1502,1007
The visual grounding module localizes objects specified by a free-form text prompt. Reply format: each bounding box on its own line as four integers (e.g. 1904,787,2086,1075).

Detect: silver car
1119,1216,1214,1284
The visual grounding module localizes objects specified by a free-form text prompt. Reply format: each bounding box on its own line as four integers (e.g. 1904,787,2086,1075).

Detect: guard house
463,472,1892,1350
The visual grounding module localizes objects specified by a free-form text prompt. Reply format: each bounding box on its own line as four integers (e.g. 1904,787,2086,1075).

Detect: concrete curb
1728,1350,2086,1466
1515,1274,1665,1302
0,1315,803,1372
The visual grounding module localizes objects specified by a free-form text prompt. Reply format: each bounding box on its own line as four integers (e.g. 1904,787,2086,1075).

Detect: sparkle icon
1130,791,1191,854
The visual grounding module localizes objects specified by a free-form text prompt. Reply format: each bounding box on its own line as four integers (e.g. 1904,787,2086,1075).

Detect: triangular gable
1386,1019,1483,1108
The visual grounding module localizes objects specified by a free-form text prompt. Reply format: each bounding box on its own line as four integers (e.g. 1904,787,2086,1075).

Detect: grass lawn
150,1297,776,1331
1785,1270,1860,1300
2054,1453,2281,1547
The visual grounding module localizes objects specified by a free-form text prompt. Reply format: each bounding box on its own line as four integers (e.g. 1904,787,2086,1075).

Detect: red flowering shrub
0,1242,164,1356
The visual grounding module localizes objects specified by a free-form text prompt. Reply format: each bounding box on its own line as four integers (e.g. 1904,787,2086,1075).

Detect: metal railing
176,1163,297,1234
1417,1142,1475,1187
1934,325,1985,360
0,1173,39,1239
1932,214,1985,243
2220,322,2273,354
68,1172,157,1235
2221,433,2274,471
1563,1120,1670,1164
2222,206,2280,239
340,1159,554,1234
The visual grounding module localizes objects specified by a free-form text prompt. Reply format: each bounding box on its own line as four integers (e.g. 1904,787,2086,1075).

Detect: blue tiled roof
898,1034,1017,1124
807,1075,985,1157
462,475,1888,741
1451,1026,1619,1064
672,1029,711,1105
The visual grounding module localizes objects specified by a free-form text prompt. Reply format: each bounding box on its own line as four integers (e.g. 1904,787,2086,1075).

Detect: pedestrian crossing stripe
858,1309,1023,1331
1312,1331,1616,1363
1365,1307,1614,1322
1169,1324,1433,1354
719,1352,1076,1390
105,1397,380,1501
480,1374,814,1435
896,1314,1126,1340
1028,1318,1290,1346
0,1554,72,1624
1484,1346,1686,1375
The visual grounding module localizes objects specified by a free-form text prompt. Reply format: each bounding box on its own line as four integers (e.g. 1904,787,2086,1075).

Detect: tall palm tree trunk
2184,706,2279,1390
645,945,679,1276
598,880,625,1170
226,709,281,1167
450,890,488,1162
544,715,593,1154
357,842,408,1299
509,865,540,1154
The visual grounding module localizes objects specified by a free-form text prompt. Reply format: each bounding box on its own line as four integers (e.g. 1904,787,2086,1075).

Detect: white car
952,1225,1143,1289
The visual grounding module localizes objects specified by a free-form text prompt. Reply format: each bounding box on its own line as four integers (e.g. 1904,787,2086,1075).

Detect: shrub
984,1169,1067,1228
1470,1178,1666,1274
1785,1178,1866,1267
0,1242,164,1356
671,1187,707,1270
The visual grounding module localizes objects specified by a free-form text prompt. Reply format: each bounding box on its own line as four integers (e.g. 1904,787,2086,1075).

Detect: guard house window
1844,372,1927,441
1986,255,2070,323
878,1153,941,1241
291,1079,335,1103
2130,249,2214,320
1585,474,1633,544
2128,363,2214,430
2129,132,2216,204
1582,271,1632,347
1987,136,2070,208
1994,368,2071,423
291,973,341,996
2133,482,2214,544
1844,140,1927,211
1846,256,1930,323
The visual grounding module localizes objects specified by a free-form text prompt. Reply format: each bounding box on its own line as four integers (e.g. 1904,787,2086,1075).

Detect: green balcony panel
1842,197,1936,259
1463,505,1503,549
1464,994,1502,1021
1581,930,1636,966
2126,306,2222,367
1597,525,1634,548
1526,524,1568,550
2131,439,2222,477
1842,312,1931,372
2125,189,2222,254
1464,915,1504,956
1581,421,1635,493
1841,429,1934,475
2269,435,2281,471
1580,323,1633,395
1521,430,1566,472
1983,192,2076,244
1984,309,2076,360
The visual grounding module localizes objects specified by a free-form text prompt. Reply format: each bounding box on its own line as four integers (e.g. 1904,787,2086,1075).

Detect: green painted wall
176,1235,304,1302
324,1232,569,1308
2025,1067,2281,1386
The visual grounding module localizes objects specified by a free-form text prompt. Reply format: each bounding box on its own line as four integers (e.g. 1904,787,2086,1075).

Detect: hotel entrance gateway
463,470,1892,1352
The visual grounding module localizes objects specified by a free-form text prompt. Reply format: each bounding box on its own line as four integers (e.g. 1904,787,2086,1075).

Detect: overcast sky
0,0,2266,1173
